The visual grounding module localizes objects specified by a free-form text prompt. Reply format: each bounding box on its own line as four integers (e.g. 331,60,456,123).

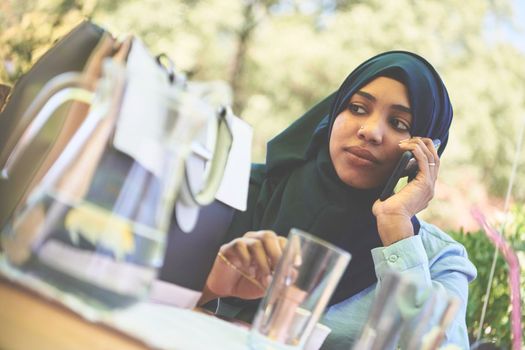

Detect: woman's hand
200,230,287,304
372,137,440,246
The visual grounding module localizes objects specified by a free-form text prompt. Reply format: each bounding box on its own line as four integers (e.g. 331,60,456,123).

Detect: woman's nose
357,117,383,144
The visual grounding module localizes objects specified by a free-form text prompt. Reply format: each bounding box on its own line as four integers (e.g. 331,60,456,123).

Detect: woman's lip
345,147,380,163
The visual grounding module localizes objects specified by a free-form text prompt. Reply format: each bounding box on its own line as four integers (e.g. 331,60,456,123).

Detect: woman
200,51,477,349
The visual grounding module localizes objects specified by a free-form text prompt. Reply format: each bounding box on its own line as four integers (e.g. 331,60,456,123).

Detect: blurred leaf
450,215,525,348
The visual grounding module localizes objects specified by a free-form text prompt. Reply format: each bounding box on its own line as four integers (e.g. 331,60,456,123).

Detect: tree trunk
229,0,261,115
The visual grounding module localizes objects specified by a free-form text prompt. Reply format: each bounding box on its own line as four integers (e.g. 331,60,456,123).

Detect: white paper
305,323,332,350
149,279,202,309
108,302,252,350
112,38,171,177
215,114,253,211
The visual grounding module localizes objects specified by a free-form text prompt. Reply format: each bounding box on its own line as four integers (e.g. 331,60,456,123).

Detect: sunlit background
1,0,524,347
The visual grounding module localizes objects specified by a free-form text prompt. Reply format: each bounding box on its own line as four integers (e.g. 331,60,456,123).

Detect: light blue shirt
320,220,477,349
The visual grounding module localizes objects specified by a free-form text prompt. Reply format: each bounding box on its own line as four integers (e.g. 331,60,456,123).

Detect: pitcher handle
180,106,234,206
0,72,93,179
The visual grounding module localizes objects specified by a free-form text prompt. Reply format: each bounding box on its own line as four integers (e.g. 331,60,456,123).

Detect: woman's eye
390,118,410,131
348,103,366,115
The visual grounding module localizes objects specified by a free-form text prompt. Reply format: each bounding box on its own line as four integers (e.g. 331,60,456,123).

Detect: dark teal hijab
227,51,453,305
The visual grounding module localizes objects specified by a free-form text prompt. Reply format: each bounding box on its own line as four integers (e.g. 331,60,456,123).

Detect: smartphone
379,139,441,201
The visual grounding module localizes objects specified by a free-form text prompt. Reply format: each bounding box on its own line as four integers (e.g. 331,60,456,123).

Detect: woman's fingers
210,231,291,299
399,137,439,178
422,138,440,166
247,238,272,276
221,230,286,278
245,230,284,270
221,238,249,266
278,236,288,250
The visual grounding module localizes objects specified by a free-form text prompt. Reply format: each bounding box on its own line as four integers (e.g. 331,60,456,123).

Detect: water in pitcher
6,189,165,308
2,149,168,309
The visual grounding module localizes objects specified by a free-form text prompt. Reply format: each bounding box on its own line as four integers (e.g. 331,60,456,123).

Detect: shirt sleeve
371,231,477,349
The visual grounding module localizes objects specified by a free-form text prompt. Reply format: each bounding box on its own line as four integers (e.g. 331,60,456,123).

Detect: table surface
0,278,149,350
0,270,258,350
0,271,325,350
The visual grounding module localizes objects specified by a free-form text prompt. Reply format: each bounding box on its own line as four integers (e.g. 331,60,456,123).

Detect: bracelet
217,252,266,291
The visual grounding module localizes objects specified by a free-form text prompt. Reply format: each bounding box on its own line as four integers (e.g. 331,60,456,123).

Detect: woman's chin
340,176,382,189
334,167,380,188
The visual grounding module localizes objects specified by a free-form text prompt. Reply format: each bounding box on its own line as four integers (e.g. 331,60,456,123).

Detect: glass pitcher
1,53,231,309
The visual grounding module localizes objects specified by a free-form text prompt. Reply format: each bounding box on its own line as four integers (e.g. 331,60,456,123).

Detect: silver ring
428,162,436,166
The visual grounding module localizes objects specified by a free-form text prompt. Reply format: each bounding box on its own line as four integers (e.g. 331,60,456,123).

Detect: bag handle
153,51,233,207
16,60,127,204
0,73,94,179
179,106,233,207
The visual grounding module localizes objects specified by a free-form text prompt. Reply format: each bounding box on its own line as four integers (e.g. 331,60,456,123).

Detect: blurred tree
2,0,525,201
0,0,96,84
227,0,279,113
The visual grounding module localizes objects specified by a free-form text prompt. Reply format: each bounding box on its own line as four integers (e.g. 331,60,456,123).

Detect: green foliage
448,204,525,349
0,0,96,84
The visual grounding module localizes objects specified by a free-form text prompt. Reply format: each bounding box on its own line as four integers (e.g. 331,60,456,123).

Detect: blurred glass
351,271,413,350
353,271,461,350
405,288,460,350
248,228,350,350
1,58,211,309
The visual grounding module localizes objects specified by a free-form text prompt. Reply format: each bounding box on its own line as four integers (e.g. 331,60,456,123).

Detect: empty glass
353,271,461,350
352,271,415,350
404,288,461,350
248,228,351,350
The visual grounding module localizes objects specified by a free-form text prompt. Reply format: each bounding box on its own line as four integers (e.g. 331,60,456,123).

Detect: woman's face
329,76,413,188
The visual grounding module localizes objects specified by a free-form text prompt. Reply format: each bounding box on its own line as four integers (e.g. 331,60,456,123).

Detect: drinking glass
404,288,460,350
352,271,461,350
352,271,416,350
248,228,350,350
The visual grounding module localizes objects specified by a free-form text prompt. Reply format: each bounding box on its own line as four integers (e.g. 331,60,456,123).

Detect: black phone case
379,139,441,201
379,150,413,201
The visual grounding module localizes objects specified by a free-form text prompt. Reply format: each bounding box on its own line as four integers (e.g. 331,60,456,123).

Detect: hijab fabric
228,51,453,305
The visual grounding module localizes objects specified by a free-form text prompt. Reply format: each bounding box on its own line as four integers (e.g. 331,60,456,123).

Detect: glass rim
289,227,351,260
